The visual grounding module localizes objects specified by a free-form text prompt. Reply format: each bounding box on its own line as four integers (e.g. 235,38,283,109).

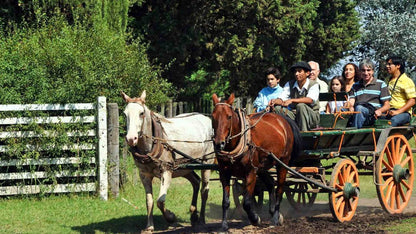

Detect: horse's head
121,90,149,147
212,93,236,151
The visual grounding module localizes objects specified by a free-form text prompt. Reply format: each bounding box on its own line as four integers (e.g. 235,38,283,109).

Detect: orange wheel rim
329,159,359,222
376,135,414,214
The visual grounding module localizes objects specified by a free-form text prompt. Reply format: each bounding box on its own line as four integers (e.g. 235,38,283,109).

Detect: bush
0,16,172,107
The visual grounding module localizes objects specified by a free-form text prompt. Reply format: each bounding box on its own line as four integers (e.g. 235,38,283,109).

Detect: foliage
0,0,172,107
130,0,360,98
356,0,416,80
183,69,230,100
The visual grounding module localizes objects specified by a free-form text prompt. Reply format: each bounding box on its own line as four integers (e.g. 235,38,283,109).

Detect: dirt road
155,194,416,233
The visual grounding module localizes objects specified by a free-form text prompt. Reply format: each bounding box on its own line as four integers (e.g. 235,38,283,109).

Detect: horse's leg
272,165,287,226
156,170,176,224
257,171,276,214
219,170,232,231
139,172,155,231
243,169,260,226
183,171,201,226
199,169,211,225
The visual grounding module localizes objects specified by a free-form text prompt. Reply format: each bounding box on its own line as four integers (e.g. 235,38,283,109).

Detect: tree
0,0,171,106
130,0,360,98
355,0,416,79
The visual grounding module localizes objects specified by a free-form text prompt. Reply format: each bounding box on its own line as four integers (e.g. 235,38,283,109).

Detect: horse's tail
280,115,303,166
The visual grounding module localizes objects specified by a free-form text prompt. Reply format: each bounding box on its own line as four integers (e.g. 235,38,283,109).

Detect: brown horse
212,93,302,230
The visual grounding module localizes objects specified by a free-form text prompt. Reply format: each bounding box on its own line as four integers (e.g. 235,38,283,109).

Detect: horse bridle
214,103,235,144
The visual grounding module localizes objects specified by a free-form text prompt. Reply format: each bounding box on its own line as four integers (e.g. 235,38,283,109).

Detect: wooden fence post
97,96,108,201
167,100,173,117
107,103,119,198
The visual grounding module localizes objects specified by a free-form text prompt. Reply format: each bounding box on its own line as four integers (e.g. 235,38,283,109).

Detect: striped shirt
350,78,391,108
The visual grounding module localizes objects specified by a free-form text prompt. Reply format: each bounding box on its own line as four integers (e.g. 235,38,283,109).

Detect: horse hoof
164,210,177,223
221,221,229,231
272,213,284,226
249,214,261,226
279,213,284,225
144,226,154,232
190,212,199,227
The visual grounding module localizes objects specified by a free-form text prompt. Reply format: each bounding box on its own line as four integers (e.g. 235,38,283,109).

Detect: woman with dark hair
342,62,360,94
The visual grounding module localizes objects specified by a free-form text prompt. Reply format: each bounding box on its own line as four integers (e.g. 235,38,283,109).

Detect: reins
130,102,215,165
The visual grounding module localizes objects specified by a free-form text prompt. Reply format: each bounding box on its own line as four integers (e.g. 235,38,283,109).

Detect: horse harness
129,109,213,170
215,103,268,164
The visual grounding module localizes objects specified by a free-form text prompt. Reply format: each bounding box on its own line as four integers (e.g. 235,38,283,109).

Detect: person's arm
283,82,318,106
375,100,390,117
282,97,313,107
326,102,331,114
390,98,416,116
348,98,355,112
253,89,266,112
270,82,290,106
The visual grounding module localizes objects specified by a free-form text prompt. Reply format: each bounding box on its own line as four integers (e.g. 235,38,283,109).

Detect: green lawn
1,154,416,233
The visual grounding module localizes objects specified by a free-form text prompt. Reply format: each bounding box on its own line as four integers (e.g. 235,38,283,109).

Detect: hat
290,61,311,72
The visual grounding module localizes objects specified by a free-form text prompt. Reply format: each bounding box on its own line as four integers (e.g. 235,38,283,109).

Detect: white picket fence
0,97,108,200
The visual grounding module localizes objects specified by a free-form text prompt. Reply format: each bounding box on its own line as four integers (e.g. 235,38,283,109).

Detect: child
326,76,348,113
253,67,283,112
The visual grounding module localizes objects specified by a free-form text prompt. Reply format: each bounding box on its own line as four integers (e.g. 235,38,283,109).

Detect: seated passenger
270,61,320,131
348,59,391,128
326,76,348,114
253,67,283,112
385,55,416,126
308,61,329,113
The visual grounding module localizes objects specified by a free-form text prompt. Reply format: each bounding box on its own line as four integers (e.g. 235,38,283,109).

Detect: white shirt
279,78,320,103
316,78,329,112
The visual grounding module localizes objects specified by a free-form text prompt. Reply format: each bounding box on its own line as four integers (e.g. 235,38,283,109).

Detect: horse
211,93,302,230
122,91,215,231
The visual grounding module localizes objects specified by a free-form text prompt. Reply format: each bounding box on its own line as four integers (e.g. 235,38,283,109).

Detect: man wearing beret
269,61,320,131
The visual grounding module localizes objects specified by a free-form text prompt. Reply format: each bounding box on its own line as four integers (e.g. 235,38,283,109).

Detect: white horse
121,91,214,231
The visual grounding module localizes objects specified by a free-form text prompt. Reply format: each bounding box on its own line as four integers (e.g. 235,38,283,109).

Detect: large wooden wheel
329,159,360,222
285,181,317,210
375,134,414,214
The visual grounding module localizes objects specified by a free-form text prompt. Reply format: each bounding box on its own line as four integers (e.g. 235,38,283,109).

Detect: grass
1,152,416,233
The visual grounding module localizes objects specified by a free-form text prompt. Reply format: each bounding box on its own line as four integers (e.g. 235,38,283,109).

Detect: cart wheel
285,182,317,210
329,159,360,222
375,134,414,214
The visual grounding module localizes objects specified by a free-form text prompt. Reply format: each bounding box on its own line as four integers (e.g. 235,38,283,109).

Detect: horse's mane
152,111,171,123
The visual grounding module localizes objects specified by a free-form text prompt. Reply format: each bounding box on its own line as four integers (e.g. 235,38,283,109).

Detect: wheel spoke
391,140,397,164
381,171,393,177
400,179,411,190
337,197,345,214
386,142,394,165
400,156,411,168
337,171,345,185
384,179,394,200
382,158,394,172
348,170,358,183
381,177,394,190
389,184,396,208
344,165,351,182
334,191,343,198
398,183,406,203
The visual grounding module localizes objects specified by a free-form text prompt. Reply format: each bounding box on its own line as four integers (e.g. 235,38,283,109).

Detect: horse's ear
121,91,131,103
212,93,219,105
140,90,146,102
227,93,235,105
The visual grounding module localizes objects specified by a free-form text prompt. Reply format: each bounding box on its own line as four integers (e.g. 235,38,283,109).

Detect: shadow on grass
71,215,170,233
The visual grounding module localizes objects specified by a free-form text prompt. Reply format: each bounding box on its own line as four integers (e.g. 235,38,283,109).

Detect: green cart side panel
319,113,352,129
301,128,382,156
